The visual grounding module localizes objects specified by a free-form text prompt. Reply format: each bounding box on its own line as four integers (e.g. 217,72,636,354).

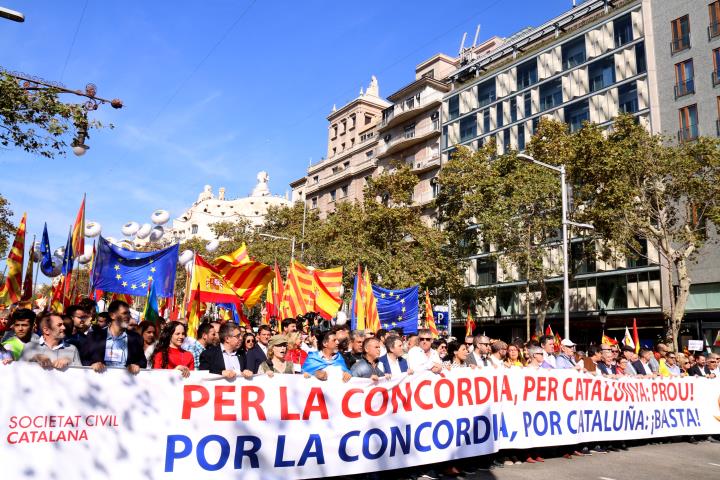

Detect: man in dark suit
84,300,146,373
597,346,617,376
199,322,246,379
244,325,271,374
632,349,655,377
687,354,709,377
379,336,411,376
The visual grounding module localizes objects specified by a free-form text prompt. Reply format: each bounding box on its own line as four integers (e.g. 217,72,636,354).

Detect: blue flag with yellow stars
92,236,179,298
39,223,54,276
372,284,419,334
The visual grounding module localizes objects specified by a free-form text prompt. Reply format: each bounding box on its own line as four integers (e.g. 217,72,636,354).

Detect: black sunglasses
419,337,433,341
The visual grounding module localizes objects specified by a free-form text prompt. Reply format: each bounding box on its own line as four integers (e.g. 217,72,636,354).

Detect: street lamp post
516,153,594,340
0,6,24,22
259,233,296,260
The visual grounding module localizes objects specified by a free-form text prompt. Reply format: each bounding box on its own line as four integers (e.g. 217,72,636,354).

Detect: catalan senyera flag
190,255,244,304
312,266,343,320
71,194,85,258
363,267,380,332
213,244,273,308
351,265,366,331
273,262,286,318
263,280,275,324
465,308,475,337
633,318,641,354
21,238,35,301
425,289,439,338
0,213,27,306
283,260,315,317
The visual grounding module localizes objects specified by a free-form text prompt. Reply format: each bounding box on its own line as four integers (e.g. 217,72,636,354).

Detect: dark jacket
199,345,245,375
66,332,91,366
378,353,408,374
632,360,653,375
244,344,268,374
84,327,147,368
687,364,709,377
343,351,363,370
597,361,617,375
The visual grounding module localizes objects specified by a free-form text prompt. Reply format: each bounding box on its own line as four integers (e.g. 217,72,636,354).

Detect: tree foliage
0,73,104,158
0,194,15,258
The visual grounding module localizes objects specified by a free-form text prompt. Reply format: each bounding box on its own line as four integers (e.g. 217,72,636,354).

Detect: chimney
218,187,226,200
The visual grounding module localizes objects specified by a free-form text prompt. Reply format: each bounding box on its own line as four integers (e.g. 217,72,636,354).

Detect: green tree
570,115,720,350
0,194,15,258
0,73,107,159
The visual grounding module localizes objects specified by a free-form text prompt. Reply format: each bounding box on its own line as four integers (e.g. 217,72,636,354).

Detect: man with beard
85,300,146,373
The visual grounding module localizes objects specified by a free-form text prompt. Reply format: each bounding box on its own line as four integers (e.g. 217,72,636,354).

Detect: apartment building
441,0,665,343
648,0,720,347
376,54,455,222
290,77,390,218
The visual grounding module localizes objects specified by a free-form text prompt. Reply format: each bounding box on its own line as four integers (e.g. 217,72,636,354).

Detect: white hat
560,339,576,347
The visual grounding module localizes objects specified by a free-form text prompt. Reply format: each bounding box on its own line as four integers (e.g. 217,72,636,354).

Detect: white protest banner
687,340,704,351
1,363,719,479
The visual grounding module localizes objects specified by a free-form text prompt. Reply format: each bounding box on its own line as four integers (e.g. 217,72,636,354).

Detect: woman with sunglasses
241,333,256,354
260,335,294,376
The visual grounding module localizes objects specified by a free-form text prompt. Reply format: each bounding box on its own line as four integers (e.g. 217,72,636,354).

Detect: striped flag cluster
213,244,273,308
280,260,343,320
0,213,27,305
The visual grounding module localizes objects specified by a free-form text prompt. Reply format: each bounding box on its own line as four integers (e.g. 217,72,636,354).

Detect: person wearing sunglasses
241,333,256,354
406,329,442,374
260,335,294,376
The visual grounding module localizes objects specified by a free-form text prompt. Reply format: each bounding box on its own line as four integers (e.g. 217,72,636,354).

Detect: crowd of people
1,300,718,478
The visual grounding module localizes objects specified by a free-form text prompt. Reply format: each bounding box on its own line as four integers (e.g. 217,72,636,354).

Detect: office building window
460,116,477,142
510,97,517,122
477,80,496,107
678,104,698,142
710,1,720,39
597,275,628,310
532,117,539,134
565,99,589,132
476,258,497,286
635,41,647,74
562,36,586,69
539,79,562,111
618,82,639,114
524,92,532,117
614,13,633,47
674,59,695,98
448,95,460,120
442,125,448,148
503,129,511,151
496,103,504,128
517,59,538,89
518,124,526,151
671,15,690,53
588,56,615,92
483,109,491,133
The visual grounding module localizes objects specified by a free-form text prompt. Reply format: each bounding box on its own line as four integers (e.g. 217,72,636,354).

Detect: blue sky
0,0,572,277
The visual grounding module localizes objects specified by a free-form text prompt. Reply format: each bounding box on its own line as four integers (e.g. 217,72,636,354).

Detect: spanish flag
213,244,273,308
71,194,85,258
0,213,27,306
186,284,205,338
425,289,439,338
632,318,640,354
190,255,244,305
465,308,475,337
264,280,275,324
51,276,65,313
601,333,618,346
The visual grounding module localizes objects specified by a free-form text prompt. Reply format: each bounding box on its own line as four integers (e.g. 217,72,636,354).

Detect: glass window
671,15,690,53
518,124,526,151
711,2,720,39
562,36,586,69
191,224,198,234
483,109,491,133
588,56,615,92
565,99,589,132
597,275,627,310
571,241,596,274
330,190,336,202
448,95,460,120
460,116,477,142
627,238,649,268
635,41,647,74
678,104,698,142
341,185,349,198
477,80,496,107
503,129,511,151
539,79,562,111
618,82,639,114
496,103,504,128
476,258,497,286
674,59,695,98
404,123,416,139
524,92,532,117
510,97,517,122
713,48,720,85
517,59,538,89
442,125,448,148
614,13,633,47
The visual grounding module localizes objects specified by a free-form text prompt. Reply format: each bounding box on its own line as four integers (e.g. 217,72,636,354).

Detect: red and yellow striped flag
263,280,274,324
425,289,439,338
71,195,85,258
283,260,315,317
312,266,343,320
21,238,35,301
51,276,65,313
363,267,380,332
213,244,272,308
0,213,27,305
273,262,286,319
465,308,476,337
186,285,205,339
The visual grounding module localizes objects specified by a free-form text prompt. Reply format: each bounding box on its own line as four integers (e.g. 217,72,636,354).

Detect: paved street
463,441,720,480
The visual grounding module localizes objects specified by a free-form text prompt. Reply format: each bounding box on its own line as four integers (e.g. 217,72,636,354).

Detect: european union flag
39,223,54,276
372,285,419,334
92,236,179,298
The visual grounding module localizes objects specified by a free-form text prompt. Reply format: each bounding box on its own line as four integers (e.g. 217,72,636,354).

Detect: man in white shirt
707,354,719,378
406,329,442,373
379,336,413,377
540,335,557,368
